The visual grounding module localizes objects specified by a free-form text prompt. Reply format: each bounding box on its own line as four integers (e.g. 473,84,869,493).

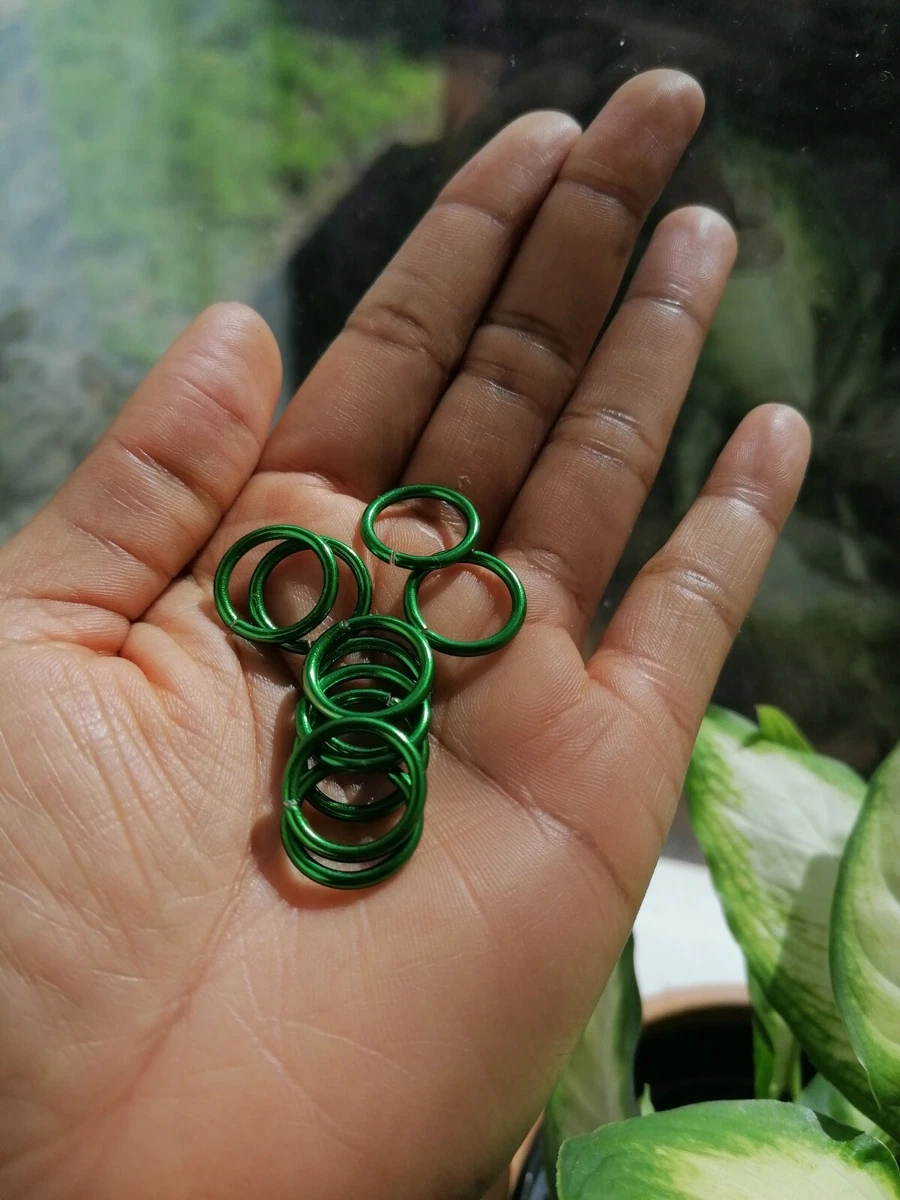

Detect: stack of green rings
213,485,527,889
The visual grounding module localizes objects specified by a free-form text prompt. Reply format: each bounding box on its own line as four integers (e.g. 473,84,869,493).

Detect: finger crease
431,194,515,236
588,663,686,842
108,432,223,525
559,169,646,228
640,559,740,641
505,537,590,626
480,307,583,376
590,405,662,462
65,515,171,584
620,288,709,339
702,486,782,540
254,466,371,508
461,355,561,426
553,426,656,494
595,646,700,767
346,299,457,383
169,369,261,448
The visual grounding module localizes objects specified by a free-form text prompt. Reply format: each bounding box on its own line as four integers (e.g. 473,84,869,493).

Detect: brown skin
0,71,809,1199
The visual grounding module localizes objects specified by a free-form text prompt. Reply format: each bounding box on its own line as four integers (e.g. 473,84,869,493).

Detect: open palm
0,72,809,1200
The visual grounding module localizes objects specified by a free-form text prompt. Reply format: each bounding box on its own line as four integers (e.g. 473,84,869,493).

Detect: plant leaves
557,1100,900,1199
543,937,641,1182
832,743,900,1111
799,1075,900,1158
753,704,814,753
685,706,900,1137
695,129,862,421
750,971,802,1100
702,239,819,411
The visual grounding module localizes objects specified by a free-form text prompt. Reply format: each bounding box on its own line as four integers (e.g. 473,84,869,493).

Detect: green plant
543,705,900,1198
30,0,441,364
613,123,900,762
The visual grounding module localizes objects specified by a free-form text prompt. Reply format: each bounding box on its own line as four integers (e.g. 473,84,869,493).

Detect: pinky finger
588,403,811,761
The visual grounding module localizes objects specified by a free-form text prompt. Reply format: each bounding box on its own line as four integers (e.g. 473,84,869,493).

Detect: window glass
2,0,898,769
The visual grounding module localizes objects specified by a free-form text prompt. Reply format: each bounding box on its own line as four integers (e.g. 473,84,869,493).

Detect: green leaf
704,245,819,411
557,1101,900,1199
544,937,641,1181
695,130,860,420
799,1075,900,1158
753,704,814,753
685,707,900,1137
750,972,802,1100
832,743,900,1111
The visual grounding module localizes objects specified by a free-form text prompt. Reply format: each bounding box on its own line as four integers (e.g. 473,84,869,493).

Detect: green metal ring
296,684,431,773
305,615,434,720
306,634,429,782
294,663,412,746
312,660,418,697
283,718,426,864
247,535,372,651
403,549,527,656
296,668,431,771
284,768,421,862
213,525,339,647
360,484,480,569
319,634,420,681
281,807,423,889
285,725,412,825
290,721,430,822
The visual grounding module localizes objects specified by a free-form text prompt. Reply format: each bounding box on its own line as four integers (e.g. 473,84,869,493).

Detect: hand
0,71,809,1200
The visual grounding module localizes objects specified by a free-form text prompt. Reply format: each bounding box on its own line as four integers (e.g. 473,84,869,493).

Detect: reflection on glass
1,0,898,766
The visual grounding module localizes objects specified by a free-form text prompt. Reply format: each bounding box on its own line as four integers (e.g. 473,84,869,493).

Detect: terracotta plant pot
510,985,751,1200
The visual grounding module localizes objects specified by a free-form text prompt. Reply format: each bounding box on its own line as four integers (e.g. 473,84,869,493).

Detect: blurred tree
275,0,443,53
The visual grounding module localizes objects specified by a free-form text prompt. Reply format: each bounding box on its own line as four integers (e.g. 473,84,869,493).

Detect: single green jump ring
247,535,372,650
281,807,423,890
294,663,412,744
287,717,409,823
403,549,527,656
296,760,425,826
297,690,431,775
319,634,420,682
213,525,339,647
360,484,480,569
296,668,431,770
283,718,425,864
285,777,422,864
306,632,430,778
284,763,420,862
291,695,430,820
313,660,418,697
305,615,434,721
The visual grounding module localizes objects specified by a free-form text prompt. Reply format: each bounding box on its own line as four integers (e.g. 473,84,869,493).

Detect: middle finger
402,70,705,538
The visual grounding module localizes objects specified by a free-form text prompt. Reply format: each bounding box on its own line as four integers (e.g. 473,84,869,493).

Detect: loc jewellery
214,485,526,889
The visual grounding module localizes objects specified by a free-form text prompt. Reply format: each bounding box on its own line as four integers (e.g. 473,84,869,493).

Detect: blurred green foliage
634,127,900,760
31,0,441,362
